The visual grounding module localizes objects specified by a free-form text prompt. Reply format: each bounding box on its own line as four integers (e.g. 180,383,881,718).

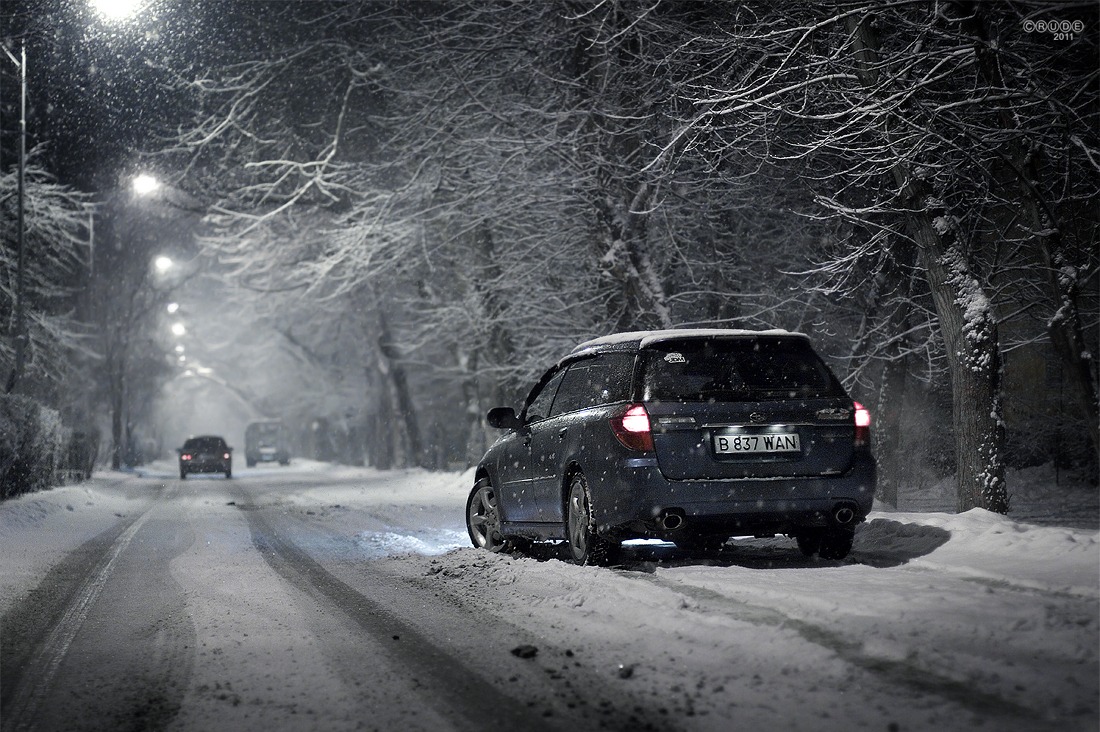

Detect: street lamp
3,3,145,393
1,40,26,394
132,173,161,196
91,0,145,21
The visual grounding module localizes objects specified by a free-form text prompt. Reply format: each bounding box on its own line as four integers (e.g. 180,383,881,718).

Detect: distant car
178,435,233,479
244,420,291,467
466,329,876,564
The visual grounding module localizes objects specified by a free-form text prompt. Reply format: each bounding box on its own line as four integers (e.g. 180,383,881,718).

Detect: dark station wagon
466,329,876,564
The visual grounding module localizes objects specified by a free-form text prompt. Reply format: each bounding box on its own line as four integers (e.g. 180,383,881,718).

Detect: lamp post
2,40,26,393
3,3,145,394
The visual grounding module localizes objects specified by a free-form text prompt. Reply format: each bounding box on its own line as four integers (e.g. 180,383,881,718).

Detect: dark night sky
1,0,264,192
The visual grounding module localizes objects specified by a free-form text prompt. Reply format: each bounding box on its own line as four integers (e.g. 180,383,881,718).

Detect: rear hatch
638,335,857,480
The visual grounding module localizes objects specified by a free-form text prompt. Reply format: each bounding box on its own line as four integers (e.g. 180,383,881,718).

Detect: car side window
524,369,566,423
549,354,633,416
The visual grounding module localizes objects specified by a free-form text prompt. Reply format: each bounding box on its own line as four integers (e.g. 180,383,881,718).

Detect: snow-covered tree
669,1,1098,511
0,159,92,399
156,1,1096,490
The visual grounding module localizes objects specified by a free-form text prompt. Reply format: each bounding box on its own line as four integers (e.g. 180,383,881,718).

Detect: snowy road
0,462,1096,731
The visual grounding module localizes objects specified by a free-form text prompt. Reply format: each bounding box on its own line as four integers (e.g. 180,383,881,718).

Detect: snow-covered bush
0,395,64,499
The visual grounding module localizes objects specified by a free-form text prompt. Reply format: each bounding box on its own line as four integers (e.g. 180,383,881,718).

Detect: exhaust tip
658,510,685,531
833,505,856,525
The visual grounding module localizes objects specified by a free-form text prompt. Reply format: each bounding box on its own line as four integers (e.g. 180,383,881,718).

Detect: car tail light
223,453,231,459
853,402,871,447
610,404,654,452
181,453,193,462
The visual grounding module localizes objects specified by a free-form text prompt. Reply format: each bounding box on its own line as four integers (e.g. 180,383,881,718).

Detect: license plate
712,431,800,454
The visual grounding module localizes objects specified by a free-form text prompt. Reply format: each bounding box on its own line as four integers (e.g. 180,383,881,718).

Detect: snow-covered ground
1,460,1096,730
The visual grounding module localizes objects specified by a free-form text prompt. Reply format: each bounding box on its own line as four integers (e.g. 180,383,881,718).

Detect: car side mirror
486,406,523,430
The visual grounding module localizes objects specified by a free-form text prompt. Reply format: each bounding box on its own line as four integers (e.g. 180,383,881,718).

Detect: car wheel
466,478,512,552
179,469,187,480
246,459,256,468
225,469,232,479
818,528,854,560
794,530,822,557
565,472,615,566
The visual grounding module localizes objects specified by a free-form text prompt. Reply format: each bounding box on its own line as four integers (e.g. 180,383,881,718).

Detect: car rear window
639,337,845,402
184,437,226,451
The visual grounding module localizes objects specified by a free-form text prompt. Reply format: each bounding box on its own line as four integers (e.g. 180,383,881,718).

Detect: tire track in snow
233,495,573,732
1,506,154,731
619,568,1055,729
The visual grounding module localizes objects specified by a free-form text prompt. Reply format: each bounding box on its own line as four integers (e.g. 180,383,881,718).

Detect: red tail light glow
854,402,871,447
181,453,193,461
610,404,654,452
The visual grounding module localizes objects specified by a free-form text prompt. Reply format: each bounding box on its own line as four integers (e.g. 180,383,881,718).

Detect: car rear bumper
591,451,876,540
180,462,231,473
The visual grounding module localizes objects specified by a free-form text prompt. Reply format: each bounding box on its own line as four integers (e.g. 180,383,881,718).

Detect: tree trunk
109,354,124,471
467,221,515,464
376,309,422,468
596,180,673,332
908,202,1008,513
873,263,916,510
849,12,1008,513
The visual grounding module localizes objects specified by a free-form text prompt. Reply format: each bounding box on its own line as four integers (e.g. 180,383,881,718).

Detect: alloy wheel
466,479,508,552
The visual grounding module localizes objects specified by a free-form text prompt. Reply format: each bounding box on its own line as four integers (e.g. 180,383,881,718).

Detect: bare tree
156,1,1095,486
0,160,92,398
670,1,1098,511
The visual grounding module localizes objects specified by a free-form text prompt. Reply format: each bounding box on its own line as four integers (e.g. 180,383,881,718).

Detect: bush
0,394,65,499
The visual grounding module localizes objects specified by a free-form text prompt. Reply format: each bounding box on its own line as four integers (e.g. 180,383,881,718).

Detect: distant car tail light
853,402,871,447
223,452,231,459
181,453,193,461
610,404,654,452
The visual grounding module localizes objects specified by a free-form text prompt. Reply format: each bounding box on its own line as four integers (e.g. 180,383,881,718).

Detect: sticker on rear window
664,352,686,364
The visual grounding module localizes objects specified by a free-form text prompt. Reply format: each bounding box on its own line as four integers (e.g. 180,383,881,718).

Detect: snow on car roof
570,328,805,354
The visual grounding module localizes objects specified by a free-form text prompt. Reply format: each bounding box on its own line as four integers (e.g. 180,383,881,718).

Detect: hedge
0,394,98,500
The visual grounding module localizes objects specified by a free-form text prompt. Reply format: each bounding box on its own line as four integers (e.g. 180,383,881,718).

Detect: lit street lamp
132,173,161,196
4,2,146,393
90,0,145,21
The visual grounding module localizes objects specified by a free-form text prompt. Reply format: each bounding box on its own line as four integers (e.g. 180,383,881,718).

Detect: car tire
179,470,187,480
246,459,256,468
225,469,232,479
818,528,854,560
466,478,512,553
565,472,615,566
